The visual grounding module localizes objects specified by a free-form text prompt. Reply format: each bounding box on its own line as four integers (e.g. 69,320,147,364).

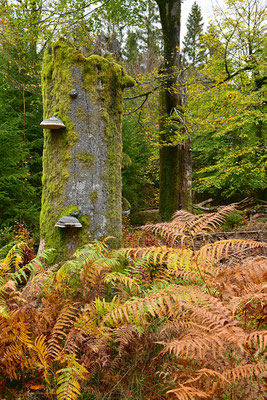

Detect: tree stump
39,39,134,263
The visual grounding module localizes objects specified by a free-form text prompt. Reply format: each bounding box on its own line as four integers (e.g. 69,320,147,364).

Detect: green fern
104,272,141,295
56,354,87,400
0,241,26,273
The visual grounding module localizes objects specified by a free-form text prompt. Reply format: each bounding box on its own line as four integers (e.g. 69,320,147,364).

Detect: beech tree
188,0,266,200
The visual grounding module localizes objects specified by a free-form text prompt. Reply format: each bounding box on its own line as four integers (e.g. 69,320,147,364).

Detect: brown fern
48,303,79,359
143,205,236,245
167,384,210,399
196,239,266,265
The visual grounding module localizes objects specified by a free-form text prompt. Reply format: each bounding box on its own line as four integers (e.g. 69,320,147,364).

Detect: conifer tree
182,2,205,66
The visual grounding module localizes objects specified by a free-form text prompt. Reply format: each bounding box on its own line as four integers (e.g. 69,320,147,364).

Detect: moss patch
59,205,79,219
88,191,98,203
77,151,95,167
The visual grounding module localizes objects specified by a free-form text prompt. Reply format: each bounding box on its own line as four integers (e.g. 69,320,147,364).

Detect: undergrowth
0,206,266,400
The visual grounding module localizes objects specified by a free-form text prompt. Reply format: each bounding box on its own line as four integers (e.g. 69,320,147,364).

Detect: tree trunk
156,0,192,220
39,38,134,263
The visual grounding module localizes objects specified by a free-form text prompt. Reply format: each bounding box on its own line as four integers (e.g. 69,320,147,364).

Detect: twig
123,86,160,100
195,199,213,207
123,94,149,116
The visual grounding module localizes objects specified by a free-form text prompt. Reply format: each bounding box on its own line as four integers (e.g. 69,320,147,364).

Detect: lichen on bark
40,38,134,263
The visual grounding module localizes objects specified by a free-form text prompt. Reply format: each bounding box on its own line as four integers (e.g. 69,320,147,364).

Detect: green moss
40,38,133,262
77,151,95,167
59,205,79,218
75,106,88,121
121,75,135,89
88,191,98,203
79,215,91,226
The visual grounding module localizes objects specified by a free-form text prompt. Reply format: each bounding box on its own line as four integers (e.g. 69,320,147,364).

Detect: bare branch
123,86,160,101
123,94,149,116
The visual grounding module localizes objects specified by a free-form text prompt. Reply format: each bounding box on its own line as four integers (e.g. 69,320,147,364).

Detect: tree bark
156,0,192,220
39,38,134,263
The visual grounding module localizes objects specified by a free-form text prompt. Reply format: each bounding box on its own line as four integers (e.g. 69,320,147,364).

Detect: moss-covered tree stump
39,39,134,263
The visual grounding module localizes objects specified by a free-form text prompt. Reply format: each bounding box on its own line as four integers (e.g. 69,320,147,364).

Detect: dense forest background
0,0,266,238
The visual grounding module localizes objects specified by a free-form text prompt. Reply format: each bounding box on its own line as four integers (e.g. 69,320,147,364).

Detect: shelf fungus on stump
40,115,66,130
55,214,82,228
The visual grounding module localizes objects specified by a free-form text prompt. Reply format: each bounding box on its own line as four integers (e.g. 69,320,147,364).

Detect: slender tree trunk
156,0,192,220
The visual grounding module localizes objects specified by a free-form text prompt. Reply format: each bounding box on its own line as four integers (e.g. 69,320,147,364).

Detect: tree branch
123,86,160,101
123,94,149,116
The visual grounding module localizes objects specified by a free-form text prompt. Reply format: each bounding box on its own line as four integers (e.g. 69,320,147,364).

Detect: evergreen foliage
0,0,43,228
182,2,205,66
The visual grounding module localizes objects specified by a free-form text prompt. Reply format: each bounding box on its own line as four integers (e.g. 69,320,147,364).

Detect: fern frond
75,309,100,336
57,368,81,400
10,260,36,284
3,341,25,363
48,304,79,358
27,248,55,274
4,313,33,346
63,328,81,355
2,339,36,380
0,242,26,274
186,205,236,236
16,325,33,346
101,286,175,327
34,335,50,382
75,297,118,337
56,354,87,400
167,384,210,399
104,272,141,294
94,296,119,319
80,262,108,295
214,256,267,300
229,287,266,317
195,368,230,383
247,330,267,352
189,305,235,330
163,331,224,360
56,242,120,291
101,285,217,327
120,246,217,283
0,282,9,318
222,362,266,382
0,240,18,259
142,205,235,244
196,239,266,265
121,246,194,269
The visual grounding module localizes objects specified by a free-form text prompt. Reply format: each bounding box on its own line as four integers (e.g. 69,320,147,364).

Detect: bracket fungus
40,115,66,130
55,213,82,228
